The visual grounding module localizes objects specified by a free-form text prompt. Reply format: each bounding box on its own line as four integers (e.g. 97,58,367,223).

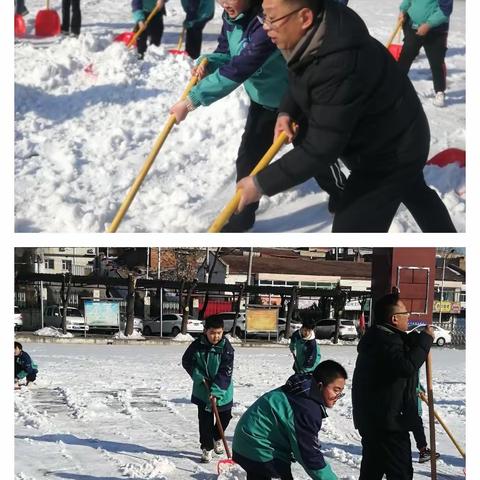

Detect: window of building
62,260,72,271
44,259,54,269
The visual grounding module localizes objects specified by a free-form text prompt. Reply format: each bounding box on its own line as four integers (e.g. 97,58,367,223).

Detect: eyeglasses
394,311,411,316
334,391,346,400
257,7,304,29
216,0,238,6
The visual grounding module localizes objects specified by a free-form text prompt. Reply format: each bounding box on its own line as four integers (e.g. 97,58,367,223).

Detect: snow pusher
114,4,162,48
426,353,439,480
35,0,61,37
106,58,208,233
207,128,292,232
204,381,236,475
386,18,403,61
168,27,187,55
15,14,26,37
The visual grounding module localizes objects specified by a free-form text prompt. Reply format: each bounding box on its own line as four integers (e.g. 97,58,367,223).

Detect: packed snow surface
15,342,465,479
14,0,465,232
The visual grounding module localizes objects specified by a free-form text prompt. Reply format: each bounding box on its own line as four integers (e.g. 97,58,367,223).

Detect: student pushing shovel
169,0,345,232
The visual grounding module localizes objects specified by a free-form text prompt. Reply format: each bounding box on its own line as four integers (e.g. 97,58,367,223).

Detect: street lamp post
439,248,455,325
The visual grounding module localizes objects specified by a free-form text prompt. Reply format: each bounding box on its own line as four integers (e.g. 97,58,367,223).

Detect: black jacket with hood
256,0,428,197
351,324,433,433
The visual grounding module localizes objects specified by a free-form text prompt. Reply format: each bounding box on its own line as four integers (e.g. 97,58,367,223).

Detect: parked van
44,305,89,332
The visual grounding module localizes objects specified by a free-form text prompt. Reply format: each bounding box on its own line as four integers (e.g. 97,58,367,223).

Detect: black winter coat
351,324,433,433
256,0,428,197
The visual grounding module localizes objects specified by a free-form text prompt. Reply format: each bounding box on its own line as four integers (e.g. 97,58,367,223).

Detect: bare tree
181,280,198,335
285,286,298,340
198,247,222,320
231,283,245,338
125,274,137,336
332,283,348,344
60,272,72,335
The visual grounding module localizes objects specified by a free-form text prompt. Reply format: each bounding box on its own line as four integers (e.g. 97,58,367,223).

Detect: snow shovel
386,18,403,60
204,380,236,474
425,353,438,480
114,4,161,49
419,392,466,459
106,58,208,233
15,13,26,37
168,27,187,55
35,0,61,37
207,128,292,232
427,148,466,168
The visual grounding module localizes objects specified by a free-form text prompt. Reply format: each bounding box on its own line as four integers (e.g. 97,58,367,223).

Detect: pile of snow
14,0,465,232
112,330,145,340
33,327,74,338
171,333,194,342
225,334,243,344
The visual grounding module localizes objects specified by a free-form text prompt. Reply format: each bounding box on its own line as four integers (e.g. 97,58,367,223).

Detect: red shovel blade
35,9,61,37
168,49,188,56
217,458,236,475
388,43,403,61
15,14,26,37
114,31,136,47
427,148,466,168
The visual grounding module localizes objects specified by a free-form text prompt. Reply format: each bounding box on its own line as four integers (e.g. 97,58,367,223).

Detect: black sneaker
19,8,29,16
137,53,145,60
419,448,441,463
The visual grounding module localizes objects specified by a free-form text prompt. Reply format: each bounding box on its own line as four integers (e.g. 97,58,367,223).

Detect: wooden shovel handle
127,4,161,48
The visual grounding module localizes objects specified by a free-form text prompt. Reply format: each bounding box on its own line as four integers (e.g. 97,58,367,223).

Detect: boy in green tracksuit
233,360,347,479
132,0,166,60
182,315,234,463
289,318,321,374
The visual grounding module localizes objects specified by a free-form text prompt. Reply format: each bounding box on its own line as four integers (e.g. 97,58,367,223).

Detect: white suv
44,305,89,332
142,313,204,336
408,324,452,347
14,306,23,331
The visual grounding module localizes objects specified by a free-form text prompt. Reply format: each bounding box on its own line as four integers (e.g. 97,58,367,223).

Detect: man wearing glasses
235,0,456,232
352,293,434,479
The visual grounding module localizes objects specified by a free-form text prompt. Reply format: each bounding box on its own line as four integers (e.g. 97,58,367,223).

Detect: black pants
197,406,231,451
234,451,293,480
16,0,27,15
185,20,209,59
332,110,456,232
135,11,165,56
359,430,414,480
61,0,81,35
411,415,427,450
223,102,346,231
398,22,448,93
247,473,293,480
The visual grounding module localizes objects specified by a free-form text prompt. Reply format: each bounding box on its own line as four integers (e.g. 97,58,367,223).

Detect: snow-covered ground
15,342,465,479
14,0,465,232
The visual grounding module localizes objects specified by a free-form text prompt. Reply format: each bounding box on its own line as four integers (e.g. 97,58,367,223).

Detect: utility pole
439,248,455,325
246,247,254,308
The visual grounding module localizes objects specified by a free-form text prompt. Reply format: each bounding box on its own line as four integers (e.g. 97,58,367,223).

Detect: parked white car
119,316,144,333
314,318,358,341
14,306,23,331
44,305,89,332
142,313,204,336
408,324,452,347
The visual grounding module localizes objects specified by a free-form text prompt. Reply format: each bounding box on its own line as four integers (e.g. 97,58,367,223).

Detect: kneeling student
232,360,347,479
14,341,38,387
182,316,234,463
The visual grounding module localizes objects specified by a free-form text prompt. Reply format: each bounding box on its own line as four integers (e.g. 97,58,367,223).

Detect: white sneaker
433,91,445,107
200,449,213,463
214,440,224,454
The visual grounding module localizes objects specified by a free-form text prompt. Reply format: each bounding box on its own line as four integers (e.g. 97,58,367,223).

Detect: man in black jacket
351,293,434,479
235,0,456,232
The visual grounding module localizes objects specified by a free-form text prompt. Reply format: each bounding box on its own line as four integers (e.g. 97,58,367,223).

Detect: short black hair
205,316,224,330
313,360,347,385
282,0,324,16
374,293,400,325
301,317,316,329
14,341,22,350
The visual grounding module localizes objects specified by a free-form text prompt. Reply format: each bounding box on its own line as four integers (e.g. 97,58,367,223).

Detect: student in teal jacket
181,0,215,58
397,0,453,107
289,317,321,373
182,316,234,463
232,360,347,479
132,0,166,59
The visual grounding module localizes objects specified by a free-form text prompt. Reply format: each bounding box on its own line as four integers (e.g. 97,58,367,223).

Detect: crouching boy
232,360,347,480
289,317,321,373
14,341,38,387
182,316,234,463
